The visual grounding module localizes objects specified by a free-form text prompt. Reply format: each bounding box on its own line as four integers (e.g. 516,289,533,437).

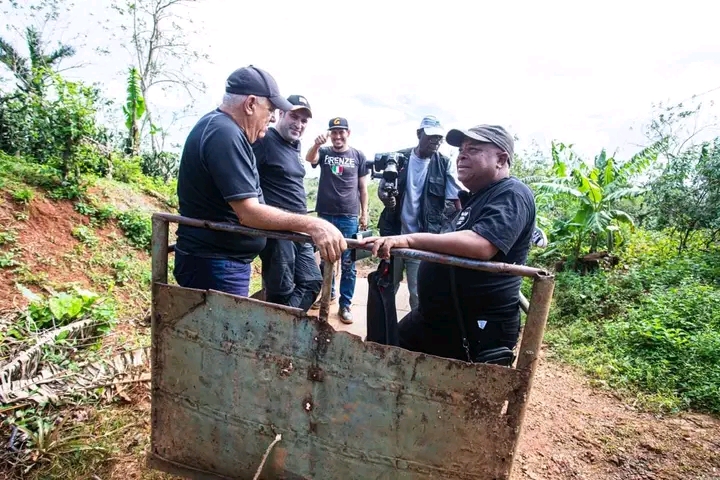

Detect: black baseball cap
328,117,349,130
287,94,312,117
224,65,293,111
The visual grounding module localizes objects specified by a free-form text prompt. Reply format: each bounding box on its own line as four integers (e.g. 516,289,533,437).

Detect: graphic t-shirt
313,146,369,216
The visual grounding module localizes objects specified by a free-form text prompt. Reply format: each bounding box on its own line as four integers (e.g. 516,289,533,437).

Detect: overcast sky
3,0,720,176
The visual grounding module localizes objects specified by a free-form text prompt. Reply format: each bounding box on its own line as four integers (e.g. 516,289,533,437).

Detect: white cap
418,115,445,137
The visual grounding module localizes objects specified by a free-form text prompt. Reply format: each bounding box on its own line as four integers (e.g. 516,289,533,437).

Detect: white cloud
4,0,720,171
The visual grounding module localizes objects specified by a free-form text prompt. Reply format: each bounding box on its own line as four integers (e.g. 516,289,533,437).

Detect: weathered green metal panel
149,284,530,480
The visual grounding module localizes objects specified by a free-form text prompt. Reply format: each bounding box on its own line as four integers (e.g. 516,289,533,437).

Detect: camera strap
449,266,473,363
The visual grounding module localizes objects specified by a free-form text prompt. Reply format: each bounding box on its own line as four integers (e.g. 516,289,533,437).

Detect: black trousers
259,239,323,312
397,308,521,362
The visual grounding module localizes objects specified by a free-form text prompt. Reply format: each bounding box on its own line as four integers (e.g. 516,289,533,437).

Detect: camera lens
383,163,398,181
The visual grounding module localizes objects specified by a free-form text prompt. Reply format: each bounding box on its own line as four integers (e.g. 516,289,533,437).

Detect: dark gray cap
225,65,293,111
446,124,514,160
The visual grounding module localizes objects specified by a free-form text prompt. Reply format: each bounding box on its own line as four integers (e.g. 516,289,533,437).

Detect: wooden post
318,261,335,322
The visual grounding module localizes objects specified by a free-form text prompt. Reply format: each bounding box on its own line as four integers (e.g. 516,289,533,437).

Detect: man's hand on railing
308,218,348,263
360,235,408,260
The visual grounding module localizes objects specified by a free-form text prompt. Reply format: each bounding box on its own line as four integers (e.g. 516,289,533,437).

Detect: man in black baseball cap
446,125,547,248
327,117,349,130
253,94,323,311
285,94,312,117
361,123,538,365
174,67,346,300
224,65,294,112
305,116,370,323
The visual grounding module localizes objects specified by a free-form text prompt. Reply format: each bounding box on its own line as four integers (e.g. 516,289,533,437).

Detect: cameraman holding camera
376,116,462,310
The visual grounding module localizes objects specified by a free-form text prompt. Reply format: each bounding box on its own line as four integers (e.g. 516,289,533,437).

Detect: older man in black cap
174,66,346,298
253,95,323,311
362,124,537,365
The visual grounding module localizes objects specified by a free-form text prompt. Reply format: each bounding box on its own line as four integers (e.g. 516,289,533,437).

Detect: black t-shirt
175,108,266,261
253,128,307,214
417,176,536,324
313,146,369,216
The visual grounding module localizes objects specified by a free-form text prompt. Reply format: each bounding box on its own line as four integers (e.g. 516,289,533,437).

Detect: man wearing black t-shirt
362,124,536,362
305,117,370,324
253,95,322,311
174,66,346,298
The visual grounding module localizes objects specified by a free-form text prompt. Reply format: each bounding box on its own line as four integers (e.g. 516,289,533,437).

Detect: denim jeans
392,256,420,310
259,239,323,311
318,214,358,309
173,251,251,297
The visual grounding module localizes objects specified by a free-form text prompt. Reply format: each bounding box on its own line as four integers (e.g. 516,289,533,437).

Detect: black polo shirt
253,127,307,213
175,109,266,261
417,176,536,323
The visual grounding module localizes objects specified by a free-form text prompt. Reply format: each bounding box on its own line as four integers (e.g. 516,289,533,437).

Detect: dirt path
514,355,720,480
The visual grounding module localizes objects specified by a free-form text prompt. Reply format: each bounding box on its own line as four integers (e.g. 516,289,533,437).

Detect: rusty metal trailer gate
146,213,555,480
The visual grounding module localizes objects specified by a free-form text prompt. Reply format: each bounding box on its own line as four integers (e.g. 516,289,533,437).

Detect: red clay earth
0,192,94,310
0,192,148,313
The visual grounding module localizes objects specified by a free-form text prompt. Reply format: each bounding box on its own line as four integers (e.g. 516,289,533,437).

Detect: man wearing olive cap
362,124,536,364
174,65,346,298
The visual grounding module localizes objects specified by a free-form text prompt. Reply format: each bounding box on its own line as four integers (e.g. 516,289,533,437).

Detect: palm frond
44,44,76,66
0,318,98,387
531,182,585,199
0,347,149,405
614,144,659,185
604,186,647,203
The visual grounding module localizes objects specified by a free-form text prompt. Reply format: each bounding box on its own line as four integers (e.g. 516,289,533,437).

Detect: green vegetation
522,128,720,414
544,231,720,413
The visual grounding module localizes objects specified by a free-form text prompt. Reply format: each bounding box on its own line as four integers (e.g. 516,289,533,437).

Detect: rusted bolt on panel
307,365,325,382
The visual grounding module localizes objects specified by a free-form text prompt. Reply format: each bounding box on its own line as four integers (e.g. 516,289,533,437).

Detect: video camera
367,152,406,212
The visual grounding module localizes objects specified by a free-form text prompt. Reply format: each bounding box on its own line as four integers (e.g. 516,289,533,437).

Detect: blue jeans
319,214,358,309
392,257,420,310
173,251,251,297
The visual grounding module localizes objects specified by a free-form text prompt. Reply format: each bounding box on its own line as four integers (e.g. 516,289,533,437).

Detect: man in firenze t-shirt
174,66,346,297
362,124,537,363
305,117,370,324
